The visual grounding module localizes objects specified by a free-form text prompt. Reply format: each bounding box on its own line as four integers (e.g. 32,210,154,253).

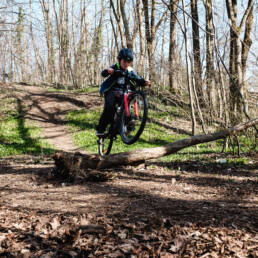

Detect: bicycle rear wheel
120,91,148,145
98,125,114,156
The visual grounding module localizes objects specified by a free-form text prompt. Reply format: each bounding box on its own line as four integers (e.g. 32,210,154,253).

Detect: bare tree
119,0,138,49
16,7,25,81
182,0,196,135
168,0,179,93
225,0,254,122
53,0,70,85
135,0,145,75
241,1,254,107
40,0,55,83
30,0,45,82
73,0,88,88
204,0,216,116
110,0,126,48
190,0,204,104
142,0,168,81
86,0,104,86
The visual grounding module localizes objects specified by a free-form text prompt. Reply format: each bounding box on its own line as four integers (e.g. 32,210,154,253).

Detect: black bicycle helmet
117,48,133,62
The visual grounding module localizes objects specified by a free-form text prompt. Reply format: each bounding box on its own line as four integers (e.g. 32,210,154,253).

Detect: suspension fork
124,92,130,117
124,93,139,119
134,99,139,119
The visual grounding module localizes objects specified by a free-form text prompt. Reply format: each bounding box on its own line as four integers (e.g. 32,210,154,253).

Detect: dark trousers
96,90,122,133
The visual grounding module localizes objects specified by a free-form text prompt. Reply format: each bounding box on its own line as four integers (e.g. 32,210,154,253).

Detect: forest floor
0,84,257,257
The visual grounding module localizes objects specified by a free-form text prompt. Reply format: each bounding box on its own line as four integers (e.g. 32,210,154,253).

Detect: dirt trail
0,84,257,257
14,84,100,153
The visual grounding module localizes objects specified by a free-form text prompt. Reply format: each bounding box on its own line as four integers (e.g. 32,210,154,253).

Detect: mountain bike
97,70,148,156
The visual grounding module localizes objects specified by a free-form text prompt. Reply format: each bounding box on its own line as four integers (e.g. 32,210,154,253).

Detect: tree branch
53,118,258,174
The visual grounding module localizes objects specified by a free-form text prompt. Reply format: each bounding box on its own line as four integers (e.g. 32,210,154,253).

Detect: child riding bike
96,48,150,137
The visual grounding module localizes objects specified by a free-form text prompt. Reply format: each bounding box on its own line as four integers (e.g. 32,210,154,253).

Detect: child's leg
96,91,116,133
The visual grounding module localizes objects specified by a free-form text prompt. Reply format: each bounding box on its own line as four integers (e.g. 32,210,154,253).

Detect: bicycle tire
120,90,148,145
98,125,114,156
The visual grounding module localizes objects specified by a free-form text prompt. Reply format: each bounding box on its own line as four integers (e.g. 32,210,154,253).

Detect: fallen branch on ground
53,118,258,179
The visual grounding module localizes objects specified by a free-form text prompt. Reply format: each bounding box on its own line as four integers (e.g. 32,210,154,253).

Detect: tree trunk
53,119,258,173
73,0,87,88
40,0,55,83
30,0,45,82
119,0,132,49
225,0,254,123
190,0,204,105
204,0,216,115
182,0,196,135
136,0,145,75
190,55,207,134
241,2,253,108
142,0,168,81
110,0,126,48
168,0,179,92
110,11,119,58
53,0,70,85
142,0,156,80
16,7,25,81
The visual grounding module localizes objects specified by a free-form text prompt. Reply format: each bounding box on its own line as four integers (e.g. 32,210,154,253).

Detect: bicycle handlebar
113,69,130,77
113,70,148,87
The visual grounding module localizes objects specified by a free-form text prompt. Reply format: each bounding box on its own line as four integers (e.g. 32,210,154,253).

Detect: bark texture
205,0,216,112
226,0,254,121
190,0,204,103
168,0,179,92
142,0,168,81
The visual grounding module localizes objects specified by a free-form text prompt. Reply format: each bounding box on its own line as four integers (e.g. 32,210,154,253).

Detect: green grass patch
66,108,185,155
0,95,54,157
65,107,222,157
66,102,256,166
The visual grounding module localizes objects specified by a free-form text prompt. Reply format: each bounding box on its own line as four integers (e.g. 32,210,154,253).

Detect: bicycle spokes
98,125,114,156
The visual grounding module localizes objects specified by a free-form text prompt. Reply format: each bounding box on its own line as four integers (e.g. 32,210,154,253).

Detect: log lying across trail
53,118,258,176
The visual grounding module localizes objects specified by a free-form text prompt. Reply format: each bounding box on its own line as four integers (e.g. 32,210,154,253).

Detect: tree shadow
77,169,258,232
23,90,90,109
18,92,99,133
149,159,258,178
0,98,54,156
1,158,257,234
149,117,192,136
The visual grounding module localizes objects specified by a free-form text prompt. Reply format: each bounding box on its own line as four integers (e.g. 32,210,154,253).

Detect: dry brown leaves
0,208,257,257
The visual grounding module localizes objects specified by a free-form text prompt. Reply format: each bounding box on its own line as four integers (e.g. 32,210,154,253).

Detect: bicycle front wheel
98,125,114,156
120,91,148,145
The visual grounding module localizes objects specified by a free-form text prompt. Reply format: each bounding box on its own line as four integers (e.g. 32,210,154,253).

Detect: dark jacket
99,63,146,95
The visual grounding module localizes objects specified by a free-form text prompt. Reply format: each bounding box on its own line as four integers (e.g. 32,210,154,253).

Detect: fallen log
53,118,258,178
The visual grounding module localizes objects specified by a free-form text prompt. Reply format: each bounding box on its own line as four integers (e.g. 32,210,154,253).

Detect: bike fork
124,93,130,117
124,93,139,119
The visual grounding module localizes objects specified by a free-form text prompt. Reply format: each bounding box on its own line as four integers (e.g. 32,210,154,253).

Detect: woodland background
0,0,257,132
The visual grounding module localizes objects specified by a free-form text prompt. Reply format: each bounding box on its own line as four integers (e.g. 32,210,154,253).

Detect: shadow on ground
1,156,257,233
